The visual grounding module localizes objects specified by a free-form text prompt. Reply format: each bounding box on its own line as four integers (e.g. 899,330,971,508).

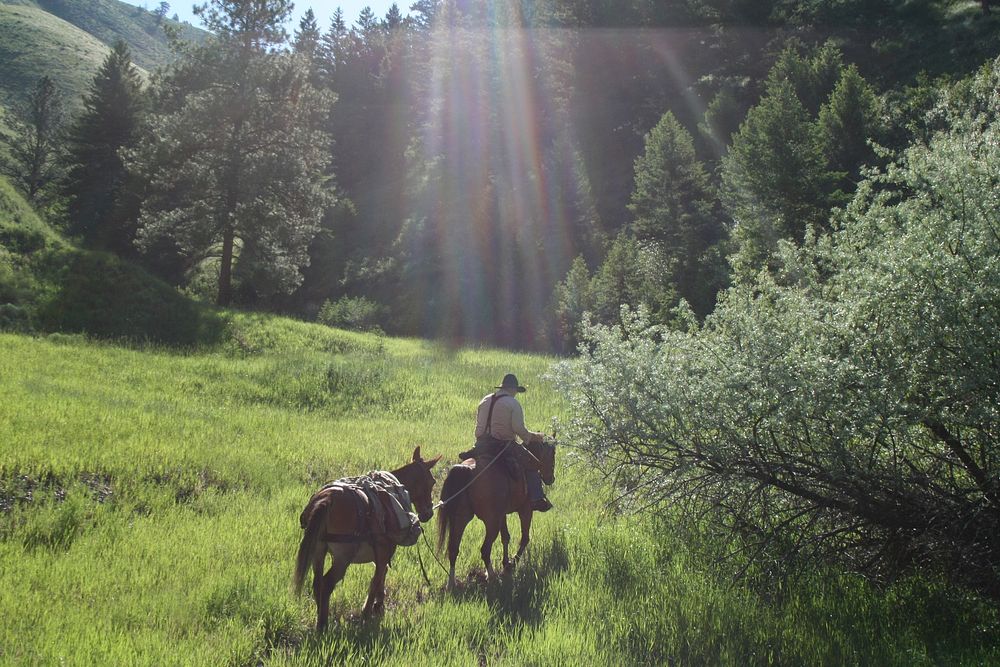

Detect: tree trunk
218,226,235,306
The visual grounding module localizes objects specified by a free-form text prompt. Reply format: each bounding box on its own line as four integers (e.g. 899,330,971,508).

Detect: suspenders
484,392,503,437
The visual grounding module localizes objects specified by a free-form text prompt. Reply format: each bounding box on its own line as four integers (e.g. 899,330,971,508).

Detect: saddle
460,438,522,480
300,471,422,547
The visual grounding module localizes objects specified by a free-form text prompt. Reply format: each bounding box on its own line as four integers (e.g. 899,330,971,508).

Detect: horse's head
525,436,556,486
394,446,441,523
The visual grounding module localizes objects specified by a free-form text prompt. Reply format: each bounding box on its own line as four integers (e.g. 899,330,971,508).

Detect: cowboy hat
496,373,526,393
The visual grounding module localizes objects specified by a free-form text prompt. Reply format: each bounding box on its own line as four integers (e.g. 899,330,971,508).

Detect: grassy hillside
0,4,112,110
0,0,203,110
1,325,998,665
0,103,10,166
0,174,226,343
6,0,204,71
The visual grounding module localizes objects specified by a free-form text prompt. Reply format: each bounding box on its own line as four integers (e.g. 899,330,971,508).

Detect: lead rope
415,529,440,585
417,525,449,583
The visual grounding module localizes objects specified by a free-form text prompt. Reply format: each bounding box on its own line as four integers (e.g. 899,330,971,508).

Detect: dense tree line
1,0,997,352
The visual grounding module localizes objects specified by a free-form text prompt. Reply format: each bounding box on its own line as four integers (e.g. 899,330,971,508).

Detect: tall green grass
1,320,998,665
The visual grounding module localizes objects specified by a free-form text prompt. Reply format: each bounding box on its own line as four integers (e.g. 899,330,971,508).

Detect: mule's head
395,446,441,522
525,436,556,486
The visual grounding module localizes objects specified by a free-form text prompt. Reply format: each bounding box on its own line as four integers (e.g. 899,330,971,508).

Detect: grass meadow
1,318,999,665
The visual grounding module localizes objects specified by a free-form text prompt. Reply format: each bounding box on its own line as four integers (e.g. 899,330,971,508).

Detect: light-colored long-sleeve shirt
475,390,536,443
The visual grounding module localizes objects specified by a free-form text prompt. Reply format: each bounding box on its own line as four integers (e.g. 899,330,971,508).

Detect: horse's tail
437,464,473,553
293,492,331,595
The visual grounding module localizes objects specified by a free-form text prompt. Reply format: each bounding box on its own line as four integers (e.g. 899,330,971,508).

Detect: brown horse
436,437,555,587
294,447,441,630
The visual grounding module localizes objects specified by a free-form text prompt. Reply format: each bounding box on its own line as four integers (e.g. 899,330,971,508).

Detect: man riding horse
460,373,552,512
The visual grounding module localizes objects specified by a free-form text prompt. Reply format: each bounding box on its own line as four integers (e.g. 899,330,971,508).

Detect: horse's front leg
500,517,513,571
513,509,533,565
481,516,502,581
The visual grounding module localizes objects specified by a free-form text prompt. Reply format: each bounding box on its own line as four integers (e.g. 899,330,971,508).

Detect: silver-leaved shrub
551,58,1000,592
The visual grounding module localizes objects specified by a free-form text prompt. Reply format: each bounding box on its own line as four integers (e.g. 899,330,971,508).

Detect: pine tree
0,76,65,204
818,64,882,188
589,233,676,327
721,79,837,281
293,7,326,86
384,3,404,30
409,0,439,29
153,1,170,24
699,86,748,155
553,255,594,352
293,8,320,57
318,8,349,82
356,6,378,35
131,0,334,306
765,40,843,115
63,41,146,255
629,111,723,314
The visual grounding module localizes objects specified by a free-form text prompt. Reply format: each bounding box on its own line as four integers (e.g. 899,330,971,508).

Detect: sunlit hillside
0,4,112,109
0,0,204,109
2,0,204,70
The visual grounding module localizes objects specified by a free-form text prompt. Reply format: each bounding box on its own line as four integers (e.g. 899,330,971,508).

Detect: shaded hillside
0,174,224,344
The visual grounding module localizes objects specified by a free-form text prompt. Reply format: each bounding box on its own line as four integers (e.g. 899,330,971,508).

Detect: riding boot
526,469,552,512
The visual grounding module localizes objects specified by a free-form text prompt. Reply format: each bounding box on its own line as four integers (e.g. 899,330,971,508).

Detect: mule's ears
412,446,440,468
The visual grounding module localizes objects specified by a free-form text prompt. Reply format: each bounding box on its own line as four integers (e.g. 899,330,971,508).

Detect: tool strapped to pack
319,471,422,547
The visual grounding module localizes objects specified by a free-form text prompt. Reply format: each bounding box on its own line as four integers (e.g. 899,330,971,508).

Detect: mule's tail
437,464,473,553
293,492,331,595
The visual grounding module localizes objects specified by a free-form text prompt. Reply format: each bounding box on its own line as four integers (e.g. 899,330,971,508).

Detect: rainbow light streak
410,15,700,347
